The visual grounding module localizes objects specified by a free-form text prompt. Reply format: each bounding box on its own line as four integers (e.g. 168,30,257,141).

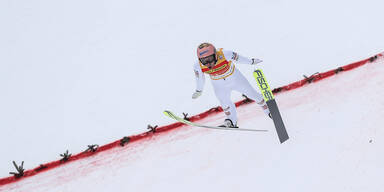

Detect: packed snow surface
1,56,383,192
1,0,384,191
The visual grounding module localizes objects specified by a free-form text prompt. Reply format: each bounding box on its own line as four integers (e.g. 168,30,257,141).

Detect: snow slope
1,55,383,192
1,0,384,176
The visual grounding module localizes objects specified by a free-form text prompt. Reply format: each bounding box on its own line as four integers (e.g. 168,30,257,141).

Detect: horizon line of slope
0,51,382,186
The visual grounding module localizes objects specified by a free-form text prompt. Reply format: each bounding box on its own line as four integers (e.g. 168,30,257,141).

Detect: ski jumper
193,48,266,125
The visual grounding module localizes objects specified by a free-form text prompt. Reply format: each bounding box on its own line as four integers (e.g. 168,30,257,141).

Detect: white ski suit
193,48,269,125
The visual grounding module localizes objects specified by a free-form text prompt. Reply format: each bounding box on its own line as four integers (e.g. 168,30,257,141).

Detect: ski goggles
199,54,216,65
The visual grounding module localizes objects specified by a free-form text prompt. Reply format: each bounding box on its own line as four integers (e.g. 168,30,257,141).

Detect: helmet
197,43,217,66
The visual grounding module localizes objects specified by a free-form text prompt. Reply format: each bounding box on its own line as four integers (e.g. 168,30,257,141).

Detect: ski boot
219,119,238,128
258,99,272,119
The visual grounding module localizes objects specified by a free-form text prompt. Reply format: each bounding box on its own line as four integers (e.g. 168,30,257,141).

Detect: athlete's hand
192,90,202,99
251,58,263,65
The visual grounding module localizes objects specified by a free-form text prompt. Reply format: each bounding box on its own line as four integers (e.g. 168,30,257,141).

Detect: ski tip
163,110,174,117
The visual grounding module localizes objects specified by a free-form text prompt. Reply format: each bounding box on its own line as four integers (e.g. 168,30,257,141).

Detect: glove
251,58,263,65
192,90,202,99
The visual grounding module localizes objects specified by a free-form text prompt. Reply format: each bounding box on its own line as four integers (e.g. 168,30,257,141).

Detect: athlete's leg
212,84,238,125
231,70,270,116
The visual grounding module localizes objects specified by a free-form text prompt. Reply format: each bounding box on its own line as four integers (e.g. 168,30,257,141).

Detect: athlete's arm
223,49,262,65
193,62,205,96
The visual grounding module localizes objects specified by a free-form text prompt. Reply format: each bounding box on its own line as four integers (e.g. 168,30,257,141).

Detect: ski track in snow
1,56,383,192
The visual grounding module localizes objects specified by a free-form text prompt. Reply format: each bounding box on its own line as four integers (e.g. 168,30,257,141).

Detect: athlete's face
200,54,216,68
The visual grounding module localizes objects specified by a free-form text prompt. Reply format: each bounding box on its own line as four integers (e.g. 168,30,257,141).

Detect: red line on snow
0,52,382,186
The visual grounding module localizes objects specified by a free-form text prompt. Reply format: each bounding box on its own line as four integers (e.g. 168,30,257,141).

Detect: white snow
1,0,384,191
1,54,383,192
